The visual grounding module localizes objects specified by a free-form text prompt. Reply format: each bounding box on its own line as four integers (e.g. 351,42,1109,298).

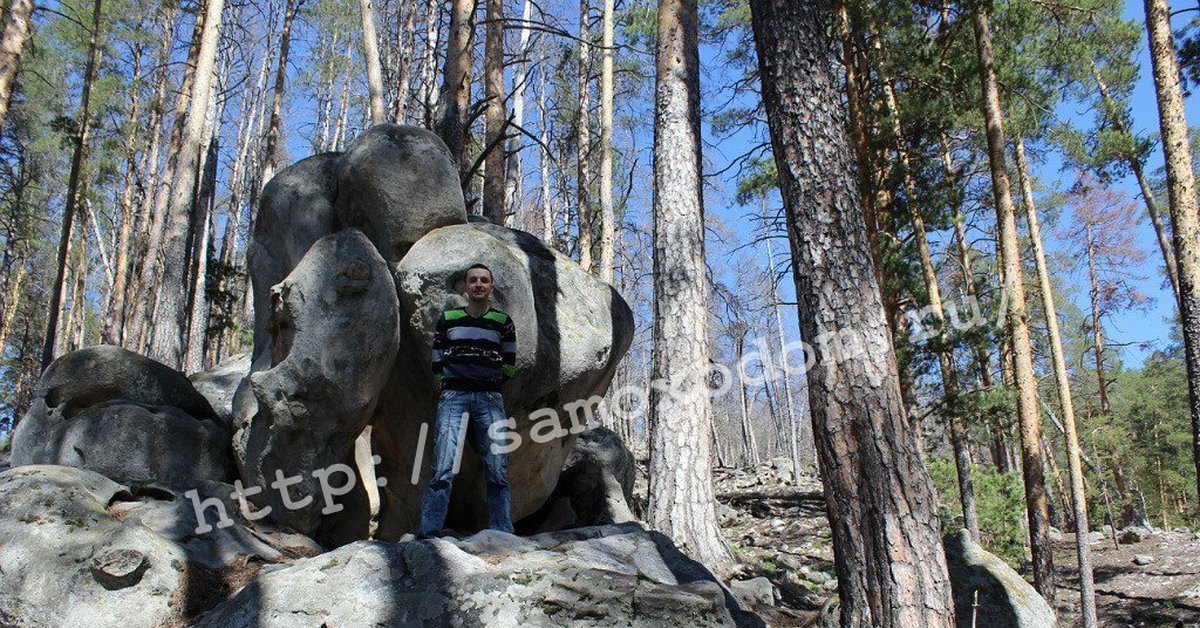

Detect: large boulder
196,523,763,627
943,529,1056,628
189,352,252,426
526,426,640,532
333,124,468,263
373,223,634,537
0,465,319,627
11,345,229,487
234,229,401,538
247,152,341,361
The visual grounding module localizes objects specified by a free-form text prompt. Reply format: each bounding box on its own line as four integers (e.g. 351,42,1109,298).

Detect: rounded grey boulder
374,222,634,536
334,124,467,263
11,345,230,487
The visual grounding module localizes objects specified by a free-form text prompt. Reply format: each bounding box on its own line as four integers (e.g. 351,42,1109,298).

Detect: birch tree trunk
43,0,104,367
972,5,1056,602
1014,136,1098,627
648,0,732,570
749,0,954,624
481,0,506,223
360,0,386,124
0,0,35,134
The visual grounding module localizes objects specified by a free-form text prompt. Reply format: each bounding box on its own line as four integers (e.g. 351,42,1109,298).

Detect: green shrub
928,458,1028,567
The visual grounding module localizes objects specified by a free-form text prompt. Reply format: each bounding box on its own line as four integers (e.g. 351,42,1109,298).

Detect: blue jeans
418,389,514,536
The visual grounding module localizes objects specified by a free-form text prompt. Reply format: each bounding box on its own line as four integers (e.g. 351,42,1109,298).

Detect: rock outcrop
0,464,325,626
197,524,762,628
11,345,230,488
334,124,468,263
943,528,1056,628
373,223,634,536
234,229,401,538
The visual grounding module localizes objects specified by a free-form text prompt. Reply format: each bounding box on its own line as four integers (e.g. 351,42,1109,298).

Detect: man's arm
500,317,516,382
432,313,448,386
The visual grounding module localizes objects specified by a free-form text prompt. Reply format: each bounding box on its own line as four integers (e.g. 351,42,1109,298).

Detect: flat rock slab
197,523,763,627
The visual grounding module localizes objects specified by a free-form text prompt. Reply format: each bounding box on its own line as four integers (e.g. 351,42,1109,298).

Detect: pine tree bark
146,0,225,368
360,0,386,124
749,0,954,624
0,0,34,134
1144,0,1200,514
43,0,104,367
648,0,732,570
436,0,476,185
597,0,615,284
481,0,506,223
972,5,1057,602
1014,136,1098,627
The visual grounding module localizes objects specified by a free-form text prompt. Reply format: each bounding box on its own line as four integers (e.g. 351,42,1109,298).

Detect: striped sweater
431,306,517,392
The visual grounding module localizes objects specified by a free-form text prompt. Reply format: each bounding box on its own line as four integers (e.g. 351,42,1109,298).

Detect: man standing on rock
418,263,517,537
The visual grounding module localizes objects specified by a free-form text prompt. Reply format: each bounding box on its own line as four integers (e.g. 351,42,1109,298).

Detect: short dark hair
465,263,493,281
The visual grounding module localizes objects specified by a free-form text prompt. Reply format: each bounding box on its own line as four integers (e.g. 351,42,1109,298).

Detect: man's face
465,268,494,302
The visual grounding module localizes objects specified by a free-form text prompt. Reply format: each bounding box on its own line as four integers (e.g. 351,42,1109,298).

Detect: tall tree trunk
648,0,732,570
105,47,143,345
735,335,761,467
538,62,554,243
972,5,1057,602
1144,0,1200,515
763,198,806,476
0,0,35,134
436,0,476,186
0,256,26,349
420,0,441,127
43,0,104,368
128,2,199,353
943,141,1010,472
66,201,90,351
576,0,593,272
481,0,506,223
597,0,615,284
391,0,417,123
146,0,225,368
257,0,298,193
1014,136,1098,627
184,82,221,373
881,74,979,542
330,41,353,151
749,0,954,624
360,0,386,124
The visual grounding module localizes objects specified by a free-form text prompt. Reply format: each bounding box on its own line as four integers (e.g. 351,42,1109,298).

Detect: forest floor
712,460,1200,627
